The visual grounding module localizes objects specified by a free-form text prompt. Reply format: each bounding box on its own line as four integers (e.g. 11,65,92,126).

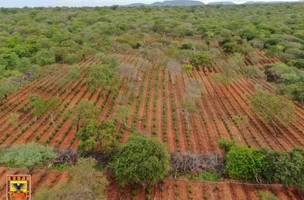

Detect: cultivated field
0,167,67,200
0,52,303,156
0,166,301,200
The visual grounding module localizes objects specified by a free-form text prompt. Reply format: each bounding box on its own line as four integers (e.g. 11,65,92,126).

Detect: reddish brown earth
107,179,303,200
0,52,303,199
0,53,304,153
0,167,68,200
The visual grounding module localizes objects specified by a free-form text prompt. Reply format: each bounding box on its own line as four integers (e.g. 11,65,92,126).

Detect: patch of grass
259,191,280,200
188,171,221,181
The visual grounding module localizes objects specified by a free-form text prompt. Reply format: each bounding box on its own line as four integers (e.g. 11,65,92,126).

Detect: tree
190,51,212,68
28,95,60,124
77,120,118,153
224,144,269,183
0,80,17,102
58,65,81,89
249,89,295,134
71,100,99,131
86,63,119,92
109,134,170,187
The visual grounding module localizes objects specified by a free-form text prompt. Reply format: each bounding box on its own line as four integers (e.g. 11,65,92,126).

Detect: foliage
218,139,235,153
59,65,81,87
0,80,17,101
109,134,170,187
71,100,100,131
268,149,304,193
224,144,269,182
249,89,295,126
0,143,57,168
28,95,60,123
220,140,304,193
265,63,304,104
188,171,221,181
189,51,212,67
86,63,119,92
182,64,193,71
33,158,108,200
258,191,280,200
77,120,118,153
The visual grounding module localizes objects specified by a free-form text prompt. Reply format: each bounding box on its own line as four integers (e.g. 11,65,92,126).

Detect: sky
0,0,301,7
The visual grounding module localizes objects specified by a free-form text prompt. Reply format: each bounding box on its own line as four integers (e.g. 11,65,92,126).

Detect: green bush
220,140,304,193
270,149,304,191
224,145,269,182
0,143,57,168
249,89,295,126
77,120,118,153
109,134,170,187
86,63,119,91
259,191,280,200
190,51,212,67
182,64,193,71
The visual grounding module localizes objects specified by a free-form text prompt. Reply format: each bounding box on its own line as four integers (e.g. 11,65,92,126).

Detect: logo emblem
6,175,31,200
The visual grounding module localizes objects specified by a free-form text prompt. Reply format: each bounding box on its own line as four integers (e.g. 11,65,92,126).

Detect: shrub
0,80,17,101
182,64,193,71
109,134,170,187
33,158,108,200
270,148,304,192
249,89,295,127
218,139,235,152
190,51,212,67
71,100,100,131
224,144,269,182
77,120,118,153
220,140,304,194
0,143,57,168
34,49,56,66
28,95,60,124
180,43,194,50
258,192,280,200
86,63,119,92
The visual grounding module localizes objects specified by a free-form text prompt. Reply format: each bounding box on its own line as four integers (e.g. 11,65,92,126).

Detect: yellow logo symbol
6,175,31,200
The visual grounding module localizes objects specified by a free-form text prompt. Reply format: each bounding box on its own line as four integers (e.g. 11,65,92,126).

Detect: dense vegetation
0,143,57,168
0,3,303,198
219,140,304,194
0,4,303,104
109,134,170,187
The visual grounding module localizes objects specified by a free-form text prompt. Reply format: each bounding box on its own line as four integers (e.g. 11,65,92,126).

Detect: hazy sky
0,0,300,7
